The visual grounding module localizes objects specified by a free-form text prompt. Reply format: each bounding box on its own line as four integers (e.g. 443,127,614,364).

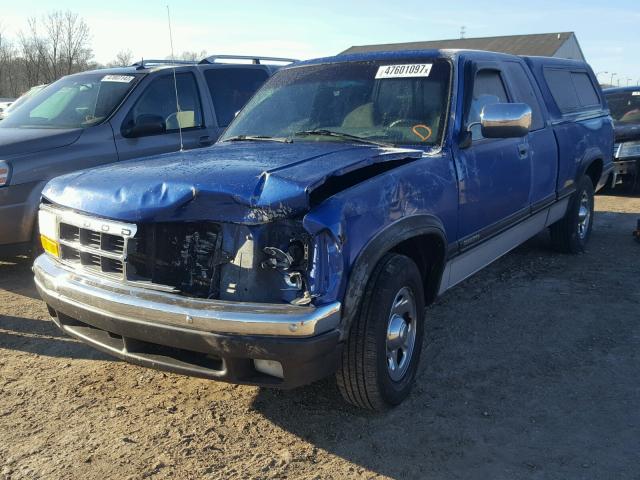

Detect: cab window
204,68,269,127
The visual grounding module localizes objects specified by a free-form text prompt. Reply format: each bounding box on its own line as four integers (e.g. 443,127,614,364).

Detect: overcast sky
2,0,639,85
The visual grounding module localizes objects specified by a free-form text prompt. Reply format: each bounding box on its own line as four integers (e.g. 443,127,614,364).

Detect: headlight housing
0,161,11,187
38,207,60,257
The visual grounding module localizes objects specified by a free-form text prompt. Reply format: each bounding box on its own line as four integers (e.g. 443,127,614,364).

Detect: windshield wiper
292,129,393,147
222,135,292,143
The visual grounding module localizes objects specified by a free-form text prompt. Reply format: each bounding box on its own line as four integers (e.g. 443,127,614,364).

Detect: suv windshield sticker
101,75,135,83
411,124,433,142
633,91,640,96
375,64,432,79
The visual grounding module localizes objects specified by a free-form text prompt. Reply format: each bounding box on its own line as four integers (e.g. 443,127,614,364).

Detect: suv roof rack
131,59,198,69
199,55,298,65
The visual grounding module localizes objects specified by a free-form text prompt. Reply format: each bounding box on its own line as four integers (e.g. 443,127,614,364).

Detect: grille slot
81,229,102,249
80,252,102,271
60,244,80,263
102,233,125,254
59,223,80,242
102,257,124,275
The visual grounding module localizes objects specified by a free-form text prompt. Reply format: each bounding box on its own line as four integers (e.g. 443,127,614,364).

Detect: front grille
51,207,222,298
58,215,133,281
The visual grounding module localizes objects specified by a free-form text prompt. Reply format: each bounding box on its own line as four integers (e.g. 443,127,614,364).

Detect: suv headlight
0,161,10,187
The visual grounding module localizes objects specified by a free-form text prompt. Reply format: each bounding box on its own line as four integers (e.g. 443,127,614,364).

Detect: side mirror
480,103,532,138
122,114,166,138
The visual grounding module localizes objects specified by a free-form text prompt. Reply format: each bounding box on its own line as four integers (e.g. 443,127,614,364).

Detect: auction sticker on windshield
101,75,135,83
375,64,432,79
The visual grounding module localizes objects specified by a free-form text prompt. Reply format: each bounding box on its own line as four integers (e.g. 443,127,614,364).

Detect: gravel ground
1,194,639,480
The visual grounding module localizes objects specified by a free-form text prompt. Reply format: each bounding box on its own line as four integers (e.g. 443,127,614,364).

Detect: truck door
455,65,533,243
502,61,558,210
112,71,213,161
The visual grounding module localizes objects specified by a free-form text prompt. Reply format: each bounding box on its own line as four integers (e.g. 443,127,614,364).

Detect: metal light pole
610,72,617,86
595,71,608,86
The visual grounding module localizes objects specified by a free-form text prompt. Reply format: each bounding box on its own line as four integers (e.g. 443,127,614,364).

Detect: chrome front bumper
33,254,341,338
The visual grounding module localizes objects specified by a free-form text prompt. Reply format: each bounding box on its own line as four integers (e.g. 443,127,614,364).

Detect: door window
468,70,509,140
123,73,203,136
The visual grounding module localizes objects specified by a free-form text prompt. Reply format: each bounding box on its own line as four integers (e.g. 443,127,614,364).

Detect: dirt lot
1,194,639,480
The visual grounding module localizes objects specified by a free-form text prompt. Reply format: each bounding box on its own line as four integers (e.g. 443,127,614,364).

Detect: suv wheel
336,253,425,411
550,174,595,253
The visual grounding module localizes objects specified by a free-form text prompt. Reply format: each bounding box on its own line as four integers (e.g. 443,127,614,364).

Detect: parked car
0,55,295,257
0,98,16,117
0,85,47,121
603,86,640,187
34,49,613,410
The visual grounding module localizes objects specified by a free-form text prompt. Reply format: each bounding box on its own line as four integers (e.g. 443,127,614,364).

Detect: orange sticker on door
411,124,432,142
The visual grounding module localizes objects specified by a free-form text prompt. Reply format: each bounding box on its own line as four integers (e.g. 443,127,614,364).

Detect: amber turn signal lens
40,235,59,257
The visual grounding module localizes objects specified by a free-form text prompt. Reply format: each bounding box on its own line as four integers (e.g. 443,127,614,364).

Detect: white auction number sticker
633,91,640,96
375,64,432,79
101,75,135,83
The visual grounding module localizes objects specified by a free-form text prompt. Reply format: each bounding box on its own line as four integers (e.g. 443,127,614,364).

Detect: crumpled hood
0,127,82,156
614,123,640,143
43,142,423,224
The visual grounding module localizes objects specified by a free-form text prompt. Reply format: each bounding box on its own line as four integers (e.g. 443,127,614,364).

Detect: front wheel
550,175,595,253
336,253,425,411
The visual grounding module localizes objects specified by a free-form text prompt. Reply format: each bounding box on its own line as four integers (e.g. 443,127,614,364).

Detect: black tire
550,175,595,253
336,253,425,411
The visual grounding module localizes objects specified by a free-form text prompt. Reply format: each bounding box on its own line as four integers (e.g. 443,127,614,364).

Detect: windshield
0,73,141,129
5,85,47,114
221,59,451,146
606,90,640,124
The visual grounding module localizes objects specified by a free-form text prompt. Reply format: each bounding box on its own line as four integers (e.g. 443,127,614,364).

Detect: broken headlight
259,223,343,306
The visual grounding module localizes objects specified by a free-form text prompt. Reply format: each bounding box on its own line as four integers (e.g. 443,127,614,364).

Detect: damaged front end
41,202,344,309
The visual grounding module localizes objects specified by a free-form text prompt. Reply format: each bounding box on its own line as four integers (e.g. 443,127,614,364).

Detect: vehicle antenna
166,5,183,151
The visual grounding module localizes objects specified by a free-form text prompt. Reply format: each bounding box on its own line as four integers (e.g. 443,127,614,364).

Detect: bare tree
0,11,94,96
0,28,20,97
108,49,134,67
60,11,91,75
175,50,207,62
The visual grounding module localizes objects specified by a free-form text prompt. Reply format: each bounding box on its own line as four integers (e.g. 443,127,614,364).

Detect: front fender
340,214,447,338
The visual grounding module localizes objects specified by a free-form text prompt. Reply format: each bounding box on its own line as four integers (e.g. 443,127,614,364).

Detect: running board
438,198,569,295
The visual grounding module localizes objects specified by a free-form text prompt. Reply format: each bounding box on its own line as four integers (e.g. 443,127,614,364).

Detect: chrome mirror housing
480,103,532,138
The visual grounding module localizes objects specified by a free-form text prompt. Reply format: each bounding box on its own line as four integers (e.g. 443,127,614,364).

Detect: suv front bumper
34,254,343,388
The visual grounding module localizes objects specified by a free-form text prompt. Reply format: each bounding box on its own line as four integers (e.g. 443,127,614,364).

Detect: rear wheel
550,175,595,253
336,253,425,411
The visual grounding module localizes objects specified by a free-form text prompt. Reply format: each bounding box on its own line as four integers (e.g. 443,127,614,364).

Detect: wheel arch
583,157,603,189
340,214,448,338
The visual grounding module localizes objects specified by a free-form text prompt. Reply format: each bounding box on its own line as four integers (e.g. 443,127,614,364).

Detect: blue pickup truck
33,49,613,410
0,55,293,257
